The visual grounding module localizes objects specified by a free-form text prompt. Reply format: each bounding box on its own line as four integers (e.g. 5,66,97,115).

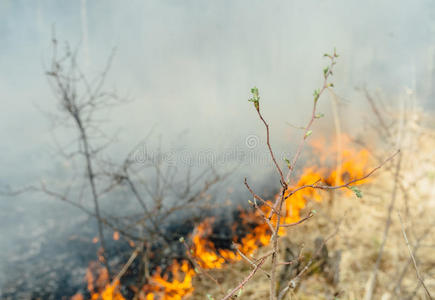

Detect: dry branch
398,213,433,300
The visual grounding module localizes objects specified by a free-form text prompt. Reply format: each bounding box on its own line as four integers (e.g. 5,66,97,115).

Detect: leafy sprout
249,87,260,111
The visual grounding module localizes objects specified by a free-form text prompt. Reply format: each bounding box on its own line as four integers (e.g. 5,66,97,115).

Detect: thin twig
233,243,271,279
280,211,314,227
286,149,400,199
278,222,341,300
112,247,141,284
398,213,433,300
254,107,286,188
220,257,267,300
245,178,280,215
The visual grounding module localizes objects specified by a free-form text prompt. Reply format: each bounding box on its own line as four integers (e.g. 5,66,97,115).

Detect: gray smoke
1,0,434,296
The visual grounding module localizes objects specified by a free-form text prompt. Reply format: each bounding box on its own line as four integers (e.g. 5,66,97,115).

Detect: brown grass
191,111,435,300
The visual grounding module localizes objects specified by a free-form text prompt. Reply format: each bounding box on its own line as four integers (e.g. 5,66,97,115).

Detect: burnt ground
0,205,258,300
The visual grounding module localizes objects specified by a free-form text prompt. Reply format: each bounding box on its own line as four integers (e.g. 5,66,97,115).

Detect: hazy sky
1,0,435,187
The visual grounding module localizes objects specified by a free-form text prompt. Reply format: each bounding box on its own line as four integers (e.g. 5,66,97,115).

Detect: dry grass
191,111,435,300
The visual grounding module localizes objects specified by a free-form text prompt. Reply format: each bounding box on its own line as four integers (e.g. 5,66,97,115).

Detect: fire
235,210,271,254
141,260,195,300
90,281,125,300
190,218,238,269
80,134,372,300
84,261,126,300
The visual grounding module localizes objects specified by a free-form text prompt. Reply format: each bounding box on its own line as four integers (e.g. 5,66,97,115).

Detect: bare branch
220,257,267,300
398,213,433,300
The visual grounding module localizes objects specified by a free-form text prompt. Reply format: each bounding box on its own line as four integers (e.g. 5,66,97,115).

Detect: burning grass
82,132,388,300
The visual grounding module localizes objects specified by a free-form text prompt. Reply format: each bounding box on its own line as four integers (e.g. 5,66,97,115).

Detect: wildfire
80,134,372,300
190,218,238,269
141,260,196,300
82,261,126,300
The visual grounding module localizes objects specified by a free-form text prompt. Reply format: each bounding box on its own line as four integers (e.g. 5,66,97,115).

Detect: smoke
0,0,434,296
80,0,90,71
1,1,435,180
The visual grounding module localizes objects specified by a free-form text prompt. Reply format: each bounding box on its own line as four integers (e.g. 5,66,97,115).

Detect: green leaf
250,87,259,98
315,113,325,119
348,186,363,198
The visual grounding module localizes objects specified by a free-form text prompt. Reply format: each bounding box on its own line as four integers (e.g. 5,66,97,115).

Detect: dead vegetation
189,93,435,300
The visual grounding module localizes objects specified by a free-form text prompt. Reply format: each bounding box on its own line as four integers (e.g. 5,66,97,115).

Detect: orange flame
83,261,126,300
141,260,195,300
90,280,125,300
190,218,238,269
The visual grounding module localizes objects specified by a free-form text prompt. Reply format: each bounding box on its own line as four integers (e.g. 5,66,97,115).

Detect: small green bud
237,288,243,297
348,186,363,198
315,113,325,119
313,89,320,103
284,158,291,168
323,66,329,78
248,87,260,110
304,130,312,139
